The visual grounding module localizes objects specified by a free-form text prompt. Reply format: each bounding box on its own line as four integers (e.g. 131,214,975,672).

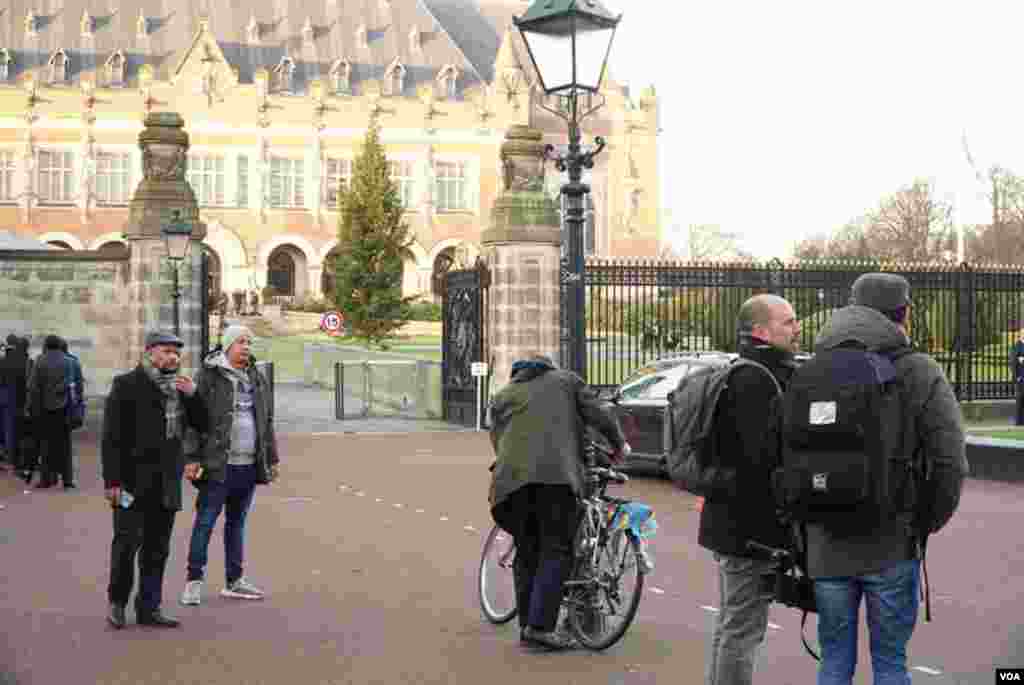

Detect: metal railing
334,360,443,420
583,259,1024,401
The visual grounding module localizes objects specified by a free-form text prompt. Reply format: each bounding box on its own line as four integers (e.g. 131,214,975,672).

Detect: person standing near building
59,337,85,488
102,330,208,629
0,334,17,469
700,294,802,685
180,325,279,606
26,335,72,489
1010,331,1024,426
805,273,967,685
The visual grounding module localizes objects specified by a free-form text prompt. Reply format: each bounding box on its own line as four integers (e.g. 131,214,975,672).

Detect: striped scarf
144,361,182,441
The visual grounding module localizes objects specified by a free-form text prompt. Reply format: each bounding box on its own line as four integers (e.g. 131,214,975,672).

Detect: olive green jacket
488,366,626,508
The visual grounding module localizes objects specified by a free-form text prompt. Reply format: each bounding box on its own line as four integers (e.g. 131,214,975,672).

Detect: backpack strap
728,358,783,398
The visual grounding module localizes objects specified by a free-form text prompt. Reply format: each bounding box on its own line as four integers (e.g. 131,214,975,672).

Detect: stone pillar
481,125,562,396
123,112,207,372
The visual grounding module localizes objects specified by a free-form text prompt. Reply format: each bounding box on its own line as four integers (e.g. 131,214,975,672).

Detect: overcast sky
606,0,1024,259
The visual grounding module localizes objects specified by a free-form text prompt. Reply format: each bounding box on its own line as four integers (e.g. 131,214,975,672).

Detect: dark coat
190,351,279,485
805,305,968,578
698,342,797,558
1011,339,1024,382
28,349,68,414
101,365,209,511
488,365,626,508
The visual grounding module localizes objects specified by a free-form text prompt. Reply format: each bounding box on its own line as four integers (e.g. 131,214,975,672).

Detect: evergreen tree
334,120,416,348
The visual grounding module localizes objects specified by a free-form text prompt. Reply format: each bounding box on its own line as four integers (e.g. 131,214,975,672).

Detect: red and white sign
320,311,345,336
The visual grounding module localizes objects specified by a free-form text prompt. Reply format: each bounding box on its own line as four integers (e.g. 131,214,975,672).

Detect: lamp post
515,0,621,378
162,209,192,335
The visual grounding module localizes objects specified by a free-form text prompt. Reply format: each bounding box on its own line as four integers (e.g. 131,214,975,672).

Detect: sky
605,1,1024,260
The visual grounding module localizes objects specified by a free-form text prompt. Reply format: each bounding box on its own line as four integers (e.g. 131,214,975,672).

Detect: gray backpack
665,358,781,498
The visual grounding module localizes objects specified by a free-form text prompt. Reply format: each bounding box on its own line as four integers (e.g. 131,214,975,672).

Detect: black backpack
665,358,781,498
774,344,920,537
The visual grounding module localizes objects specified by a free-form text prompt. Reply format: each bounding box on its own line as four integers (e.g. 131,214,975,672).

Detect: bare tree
685,224,752,261
863,179,952,262
792,219,873,261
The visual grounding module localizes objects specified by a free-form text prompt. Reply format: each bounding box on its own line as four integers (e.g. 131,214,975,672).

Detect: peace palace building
0,0,660,301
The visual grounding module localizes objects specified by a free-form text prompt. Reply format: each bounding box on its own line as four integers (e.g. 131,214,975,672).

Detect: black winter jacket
697,341,797,558
101,366,209,511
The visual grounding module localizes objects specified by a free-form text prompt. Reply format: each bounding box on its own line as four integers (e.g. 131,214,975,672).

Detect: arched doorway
431,246,456,300
202,245,223,304
47,241,72,250
321,246,342,302
96,241,129,258
265,244,309,299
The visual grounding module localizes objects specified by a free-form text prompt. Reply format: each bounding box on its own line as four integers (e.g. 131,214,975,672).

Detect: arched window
267,248,296,296
97,241,129,258
202,245,223,301
273,57,294,94
106,50,126,88
330,59,351,95
386,62,405,96
48,49,69,85
0,49,11,83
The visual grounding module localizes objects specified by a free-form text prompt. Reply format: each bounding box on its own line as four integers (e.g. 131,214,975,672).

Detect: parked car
606,351,811,476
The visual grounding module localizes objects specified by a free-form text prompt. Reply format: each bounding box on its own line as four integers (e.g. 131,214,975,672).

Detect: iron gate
441,259,491,427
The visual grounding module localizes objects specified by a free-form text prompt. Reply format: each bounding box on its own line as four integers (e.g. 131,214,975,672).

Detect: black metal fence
441,260,491,426
583,259,1024,401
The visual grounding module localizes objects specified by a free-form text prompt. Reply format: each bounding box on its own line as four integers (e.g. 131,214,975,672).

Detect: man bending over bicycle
488,355,630,651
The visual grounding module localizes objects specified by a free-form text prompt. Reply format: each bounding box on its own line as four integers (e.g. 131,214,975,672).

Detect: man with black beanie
27,335,70,488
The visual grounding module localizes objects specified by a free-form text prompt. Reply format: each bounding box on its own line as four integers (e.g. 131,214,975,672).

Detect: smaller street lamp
162,209,192,335
514,0,621,377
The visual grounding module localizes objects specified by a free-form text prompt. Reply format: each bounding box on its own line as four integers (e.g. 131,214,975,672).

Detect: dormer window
81,10,93,37
246,15,260,44
25,10,37,37
386,60,405,96
355,25,368,50
0,49,11,82
106,50,126,87
48,50,70,85
330,59,351,95
437,65,458,99
273,57,295,94
137,10,148,38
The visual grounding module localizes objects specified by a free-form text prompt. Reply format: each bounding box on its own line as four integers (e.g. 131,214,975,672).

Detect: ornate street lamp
515,0,621,377
162,209,192,335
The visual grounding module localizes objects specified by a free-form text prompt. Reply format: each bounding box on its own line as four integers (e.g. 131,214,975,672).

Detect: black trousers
37,410,70,484
108,501,176,613
1016,382,1024,426
491,484,578,632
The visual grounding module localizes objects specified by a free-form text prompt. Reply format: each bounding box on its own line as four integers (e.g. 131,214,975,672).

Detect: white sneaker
180,580,204,606
220,576,265,600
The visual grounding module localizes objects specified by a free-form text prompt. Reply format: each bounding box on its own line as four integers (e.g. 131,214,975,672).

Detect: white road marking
375,498,384,503
415,509,425,513
440,516,449,522
393,503,403,509
767,622,782,630
649,587,666,595
312,569,321,576
700,605,720,613
355,492,365,497
464,525,477,532
912,666,943,676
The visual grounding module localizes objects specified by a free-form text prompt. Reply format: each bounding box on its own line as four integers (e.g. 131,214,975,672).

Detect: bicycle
478,440,657,650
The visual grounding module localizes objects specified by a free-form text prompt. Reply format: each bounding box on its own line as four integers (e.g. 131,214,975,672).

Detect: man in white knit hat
180,325,280,606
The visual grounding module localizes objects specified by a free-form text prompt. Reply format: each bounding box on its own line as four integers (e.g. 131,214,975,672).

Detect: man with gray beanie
805,272,968,684
181,324,279,606
102,330,208,629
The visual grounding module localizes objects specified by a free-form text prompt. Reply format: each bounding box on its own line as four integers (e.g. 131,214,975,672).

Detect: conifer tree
334,120,415,347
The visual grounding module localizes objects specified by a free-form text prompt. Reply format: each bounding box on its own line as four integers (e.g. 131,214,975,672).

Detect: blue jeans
186,464,257,584
814,560,921,685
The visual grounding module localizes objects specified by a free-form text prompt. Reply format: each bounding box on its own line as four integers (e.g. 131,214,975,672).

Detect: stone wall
0,250,133,396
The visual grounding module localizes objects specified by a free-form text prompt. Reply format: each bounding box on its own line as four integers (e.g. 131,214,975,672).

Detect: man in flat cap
805,273,967,684
101,330,208,629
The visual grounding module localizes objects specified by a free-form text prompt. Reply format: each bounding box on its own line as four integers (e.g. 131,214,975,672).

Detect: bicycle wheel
478,525,518,624
566,529,645,650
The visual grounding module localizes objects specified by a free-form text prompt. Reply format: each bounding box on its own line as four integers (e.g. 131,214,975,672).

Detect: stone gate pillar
123,112,206,371
481,125,562,396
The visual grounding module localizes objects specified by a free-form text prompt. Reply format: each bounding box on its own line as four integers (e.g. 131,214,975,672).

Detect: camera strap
800,610,820,661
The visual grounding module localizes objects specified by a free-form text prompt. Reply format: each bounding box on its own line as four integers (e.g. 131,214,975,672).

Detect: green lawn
968,428,1024,440
251,333,441,381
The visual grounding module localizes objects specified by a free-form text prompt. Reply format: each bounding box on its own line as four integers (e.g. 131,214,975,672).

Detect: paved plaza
0,384,1022,684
